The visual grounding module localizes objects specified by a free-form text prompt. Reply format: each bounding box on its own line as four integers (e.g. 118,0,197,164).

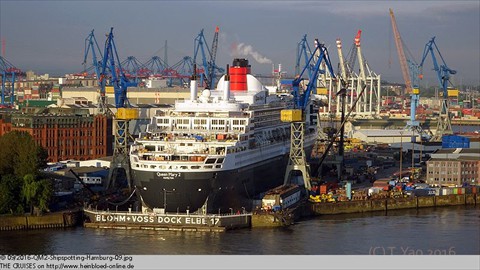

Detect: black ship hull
132,155,289,214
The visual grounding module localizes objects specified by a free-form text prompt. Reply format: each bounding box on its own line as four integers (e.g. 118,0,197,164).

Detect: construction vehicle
418,36,456,142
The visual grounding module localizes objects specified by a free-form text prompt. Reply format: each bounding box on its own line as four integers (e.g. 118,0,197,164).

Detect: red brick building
0,109,112,162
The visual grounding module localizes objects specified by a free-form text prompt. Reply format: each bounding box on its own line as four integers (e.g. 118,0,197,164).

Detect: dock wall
0,210,82,231
309,194,479,215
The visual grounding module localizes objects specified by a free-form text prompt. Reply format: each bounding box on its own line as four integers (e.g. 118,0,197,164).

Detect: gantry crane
419,36,456,142
282,39,336,190
0,56,23,106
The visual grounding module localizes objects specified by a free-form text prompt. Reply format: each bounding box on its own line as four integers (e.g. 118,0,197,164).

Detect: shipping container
442,135,470,149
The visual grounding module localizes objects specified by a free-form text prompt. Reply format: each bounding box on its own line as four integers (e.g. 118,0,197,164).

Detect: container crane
282,39,336,190
419,36,456,142
96,28,138,190
0,56,22,106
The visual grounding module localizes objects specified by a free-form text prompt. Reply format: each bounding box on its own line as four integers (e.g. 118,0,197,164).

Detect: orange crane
389,8,412,100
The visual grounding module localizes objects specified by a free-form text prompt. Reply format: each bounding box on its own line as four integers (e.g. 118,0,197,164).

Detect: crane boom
355,30,367,81
83,30,103,80
209,26,220,88
389,8,412,96
336,39,347,82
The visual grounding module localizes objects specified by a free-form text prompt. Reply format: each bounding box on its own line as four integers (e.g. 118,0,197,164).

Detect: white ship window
191,166,201,169
215,165,222,169
204,165,213,169
216,158,224,163
150,165,156,169
180,166,188,169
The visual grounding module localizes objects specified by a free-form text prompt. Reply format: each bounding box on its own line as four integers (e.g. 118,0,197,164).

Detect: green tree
21,174,53,215
0,131,50,215
0,131,47,179
0,174,23,214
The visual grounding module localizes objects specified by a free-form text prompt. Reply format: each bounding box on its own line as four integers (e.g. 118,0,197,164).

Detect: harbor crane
419,36,456,142
0,56,23,106
82,29,103,80
193,27,224,89
282,39,336,190
295,34,314,79
389,8,430,141
93,28,138,190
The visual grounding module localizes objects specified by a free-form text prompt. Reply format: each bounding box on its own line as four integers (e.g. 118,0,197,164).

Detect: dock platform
83,209,251,232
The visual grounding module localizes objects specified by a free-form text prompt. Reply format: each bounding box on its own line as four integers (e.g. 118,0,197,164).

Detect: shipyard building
0,107,112,162
426,148,480,187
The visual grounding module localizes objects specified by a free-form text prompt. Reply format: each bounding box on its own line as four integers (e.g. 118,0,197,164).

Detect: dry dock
83,209,251,232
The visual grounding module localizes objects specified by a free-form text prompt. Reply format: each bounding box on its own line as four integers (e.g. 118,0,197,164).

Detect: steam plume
231,43,272,64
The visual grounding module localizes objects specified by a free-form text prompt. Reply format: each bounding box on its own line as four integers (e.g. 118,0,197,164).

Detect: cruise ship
129,59,318,214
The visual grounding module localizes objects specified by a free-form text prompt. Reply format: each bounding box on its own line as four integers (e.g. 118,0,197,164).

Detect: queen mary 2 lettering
129,58,318,214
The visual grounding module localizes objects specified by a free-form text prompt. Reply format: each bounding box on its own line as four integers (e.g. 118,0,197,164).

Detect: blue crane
98,27,137,111
94,28,139,190
0,56,23,106
193,28,224,89
292,40,336,110
82,29,103,80
295,34,314,78
121,56,147,82
284,39,337,189
418,36,455,141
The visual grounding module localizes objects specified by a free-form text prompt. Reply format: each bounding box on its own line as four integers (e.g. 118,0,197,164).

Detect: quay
0,210,82,231
83,209,251,232
307,193,479,216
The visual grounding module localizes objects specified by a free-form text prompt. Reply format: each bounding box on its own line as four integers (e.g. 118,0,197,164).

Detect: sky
0,0,479,86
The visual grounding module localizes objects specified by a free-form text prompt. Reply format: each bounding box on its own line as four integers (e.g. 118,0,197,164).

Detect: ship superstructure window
193,118,208,130
176,118,191,130
211,119,226,131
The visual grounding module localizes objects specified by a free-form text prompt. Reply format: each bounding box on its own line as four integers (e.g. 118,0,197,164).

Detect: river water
0,205,478,255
